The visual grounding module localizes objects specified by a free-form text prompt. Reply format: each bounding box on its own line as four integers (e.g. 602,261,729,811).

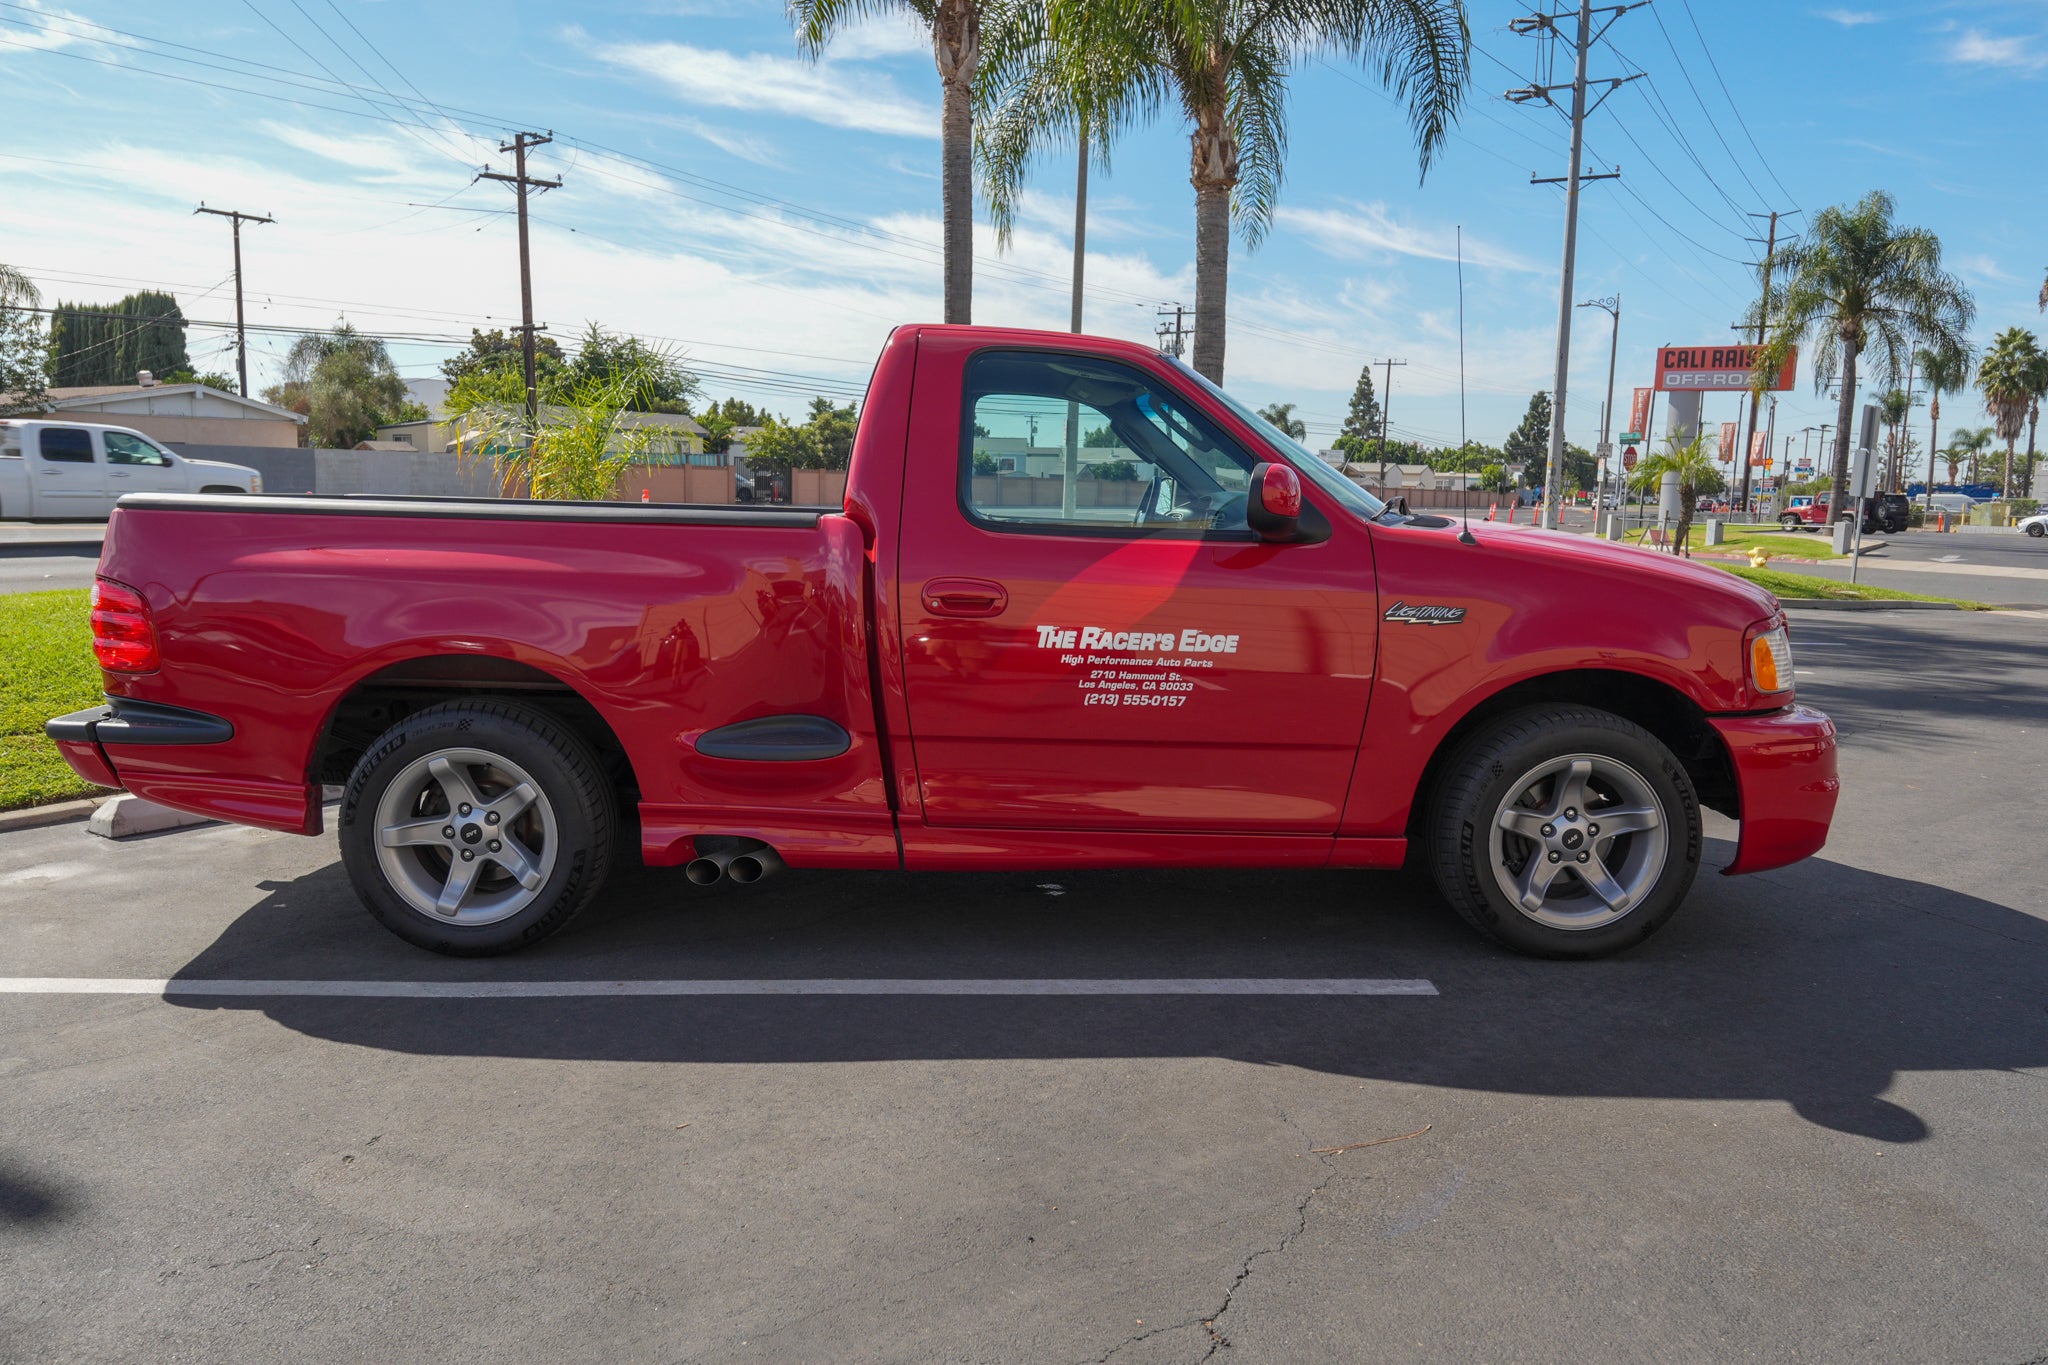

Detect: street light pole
1578,295,1620,530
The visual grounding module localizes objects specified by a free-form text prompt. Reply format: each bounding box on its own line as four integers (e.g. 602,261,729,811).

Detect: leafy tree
1976,327,2046,496
48,291,189,387
1879,388,1911,491
702,396,772,428
447,347,673,501
793,0,995,324
1561,442,1596,494
1757,190,1974,511
1256,401,1307,440
745,415,824,476
1477,462,1512,493
978,0,1468,382
1504,392,1552,471
569,322,699,414
972,451,1002,475
1629,431,1719,556
698,410,736,455
159,365,241,392
1082,424,1120,447
0,264,50,416
1426,441,1502,473
1085,459,1138,481
262,322,410,448
805,396,859,468
1914,340,1972,504
440,328,565,384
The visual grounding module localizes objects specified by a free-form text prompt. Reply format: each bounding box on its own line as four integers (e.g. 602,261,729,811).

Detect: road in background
1,611,2043,1362
1787,529,2048,607
0,525,104,596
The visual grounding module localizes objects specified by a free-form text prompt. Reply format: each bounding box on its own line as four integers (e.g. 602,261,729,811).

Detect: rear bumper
1710,704,1840,875
44,697,321,836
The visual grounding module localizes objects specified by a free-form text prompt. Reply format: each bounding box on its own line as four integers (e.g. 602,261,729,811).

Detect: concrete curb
87,794,217,839
0,796,107,833
1779,599,1961,612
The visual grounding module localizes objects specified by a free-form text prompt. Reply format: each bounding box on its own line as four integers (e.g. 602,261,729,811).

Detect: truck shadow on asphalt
162,844,2048,1145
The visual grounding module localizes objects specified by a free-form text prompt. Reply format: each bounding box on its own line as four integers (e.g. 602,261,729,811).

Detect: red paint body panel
1712,705,1840,874
53,323,1837,885
52,738,117,790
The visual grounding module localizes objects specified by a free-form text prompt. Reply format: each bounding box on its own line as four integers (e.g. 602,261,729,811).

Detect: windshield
1169,356,1388,522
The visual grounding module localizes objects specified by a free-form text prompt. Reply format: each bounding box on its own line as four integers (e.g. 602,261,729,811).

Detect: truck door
101,430,190,500
896,342,1378,834
31,426,108,516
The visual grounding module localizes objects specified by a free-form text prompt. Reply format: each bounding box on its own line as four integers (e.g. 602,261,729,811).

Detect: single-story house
42,375,305,449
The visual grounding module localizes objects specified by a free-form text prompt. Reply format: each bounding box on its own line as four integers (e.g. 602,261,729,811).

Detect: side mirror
1247,462,1302,542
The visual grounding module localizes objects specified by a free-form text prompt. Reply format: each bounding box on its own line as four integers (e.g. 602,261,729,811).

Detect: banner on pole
1720,422,1738,460
1626,387,1653,440
1750,430,1769,466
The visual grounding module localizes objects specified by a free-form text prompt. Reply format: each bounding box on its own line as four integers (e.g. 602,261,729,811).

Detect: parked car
2019,510,2047,539
47,325,1839,962
1926,493,1976,517
1777,492,1907,534
0,419,261,518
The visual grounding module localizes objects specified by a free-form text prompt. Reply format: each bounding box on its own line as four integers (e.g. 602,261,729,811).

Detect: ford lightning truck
46,326,1839,959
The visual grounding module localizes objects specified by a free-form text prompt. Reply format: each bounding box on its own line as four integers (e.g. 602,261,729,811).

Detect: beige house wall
120,414,302,448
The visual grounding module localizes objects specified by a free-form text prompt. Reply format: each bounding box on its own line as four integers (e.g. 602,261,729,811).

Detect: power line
1675,0,1799,207
1643,2,1770,209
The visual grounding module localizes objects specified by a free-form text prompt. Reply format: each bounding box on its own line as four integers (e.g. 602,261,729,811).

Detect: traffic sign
1622,445,1639,471
1595,441,1614,459
1618,431,1643,443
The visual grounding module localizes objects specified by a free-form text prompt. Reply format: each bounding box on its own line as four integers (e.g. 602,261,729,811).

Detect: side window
37,428,94,463
104,432,171,466
962,350,1260,536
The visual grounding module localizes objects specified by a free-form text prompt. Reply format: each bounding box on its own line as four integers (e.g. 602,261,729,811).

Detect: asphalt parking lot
3,610,2045,1362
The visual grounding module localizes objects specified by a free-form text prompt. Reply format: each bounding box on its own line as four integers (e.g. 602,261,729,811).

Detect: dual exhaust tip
684,846,783,888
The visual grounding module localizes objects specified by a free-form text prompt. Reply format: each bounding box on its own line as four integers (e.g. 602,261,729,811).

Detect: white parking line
0,977,1439,998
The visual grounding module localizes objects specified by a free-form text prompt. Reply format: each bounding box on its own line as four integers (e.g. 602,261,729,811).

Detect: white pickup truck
0,419,262,519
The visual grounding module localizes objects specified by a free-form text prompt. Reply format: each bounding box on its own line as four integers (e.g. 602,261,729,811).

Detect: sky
2,0,2044,474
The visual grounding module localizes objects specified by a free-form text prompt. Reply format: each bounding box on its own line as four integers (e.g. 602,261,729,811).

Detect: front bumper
1710,703,1840,875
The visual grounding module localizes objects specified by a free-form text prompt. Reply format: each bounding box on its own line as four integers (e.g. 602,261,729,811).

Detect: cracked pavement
2,610,2046,1361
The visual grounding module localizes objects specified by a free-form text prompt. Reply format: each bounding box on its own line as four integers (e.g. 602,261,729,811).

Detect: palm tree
1630,430,1718,557
1758,191,1974,512
791,0,999,325
1975,327,2043,496
982,0,1467,383
2023,347,2048,499
1913,341,1971,507
1256,400,1307,440
1878,387,1910,491
1946,425,1994,485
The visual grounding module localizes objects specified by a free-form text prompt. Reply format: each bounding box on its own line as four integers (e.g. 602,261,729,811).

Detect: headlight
1748,621,1793,695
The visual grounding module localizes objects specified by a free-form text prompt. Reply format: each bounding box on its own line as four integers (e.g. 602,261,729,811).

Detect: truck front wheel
338,700,616,955
1426,705,1702,958
1779,514,1802,532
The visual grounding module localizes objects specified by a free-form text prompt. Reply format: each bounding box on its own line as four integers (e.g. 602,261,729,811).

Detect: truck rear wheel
338,700,616,955
1426,705,1702,958
1779,514,1801,532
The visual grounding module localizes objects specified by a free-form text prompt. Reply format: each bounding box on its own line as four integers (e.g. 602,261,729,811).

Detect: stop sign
1622,445,1638,471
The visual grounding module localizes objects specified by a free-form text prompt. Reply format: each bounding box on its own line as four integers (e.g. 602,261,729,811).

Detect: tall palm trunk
933,0,979,325
2004,438,2016,497
1827,333,1859,512
2024,401,2038,498
1189,105,1238,384
1070,122,1088,334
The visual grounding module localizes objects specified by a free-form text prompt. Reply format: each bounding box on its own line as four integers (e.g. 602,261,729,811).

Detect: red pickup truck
47,326,1838,960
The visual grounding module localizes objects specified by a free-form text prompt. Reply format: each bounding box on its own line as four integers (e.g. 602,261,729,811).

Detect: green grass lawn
1623,524,1842,560
1711,564,1993,609
0,589,113,810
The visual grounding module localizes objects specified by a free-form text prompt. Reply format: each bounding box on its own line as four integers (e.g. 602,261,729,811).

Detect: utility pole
193,204,274,398
1071,125,1089,335
478,131,561,424
1735,210,1780,517
1374,358,1407,489
1578,295,1620,523
1508,2,1643,529
1155,303,1190,359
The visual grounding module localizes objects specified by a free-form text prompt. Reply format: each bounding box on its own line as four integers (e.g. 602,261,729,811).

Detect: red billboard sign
1654,345,1797,392
1627,386,1653,436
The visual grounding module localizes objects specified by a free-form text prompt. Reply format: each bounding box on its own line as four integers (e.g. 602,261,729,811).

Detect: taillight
90,577,159,673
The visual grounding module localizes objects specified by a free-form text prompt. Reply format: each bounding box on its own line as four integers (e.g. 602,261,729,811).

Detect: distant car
1927,493,1976,517
2019,511,2047,539
1777,492,1906,535
0,419,262,519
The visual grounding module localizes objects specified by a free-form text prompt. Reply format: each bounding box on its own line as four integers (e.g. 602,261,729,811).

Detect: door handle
921,577,1009,618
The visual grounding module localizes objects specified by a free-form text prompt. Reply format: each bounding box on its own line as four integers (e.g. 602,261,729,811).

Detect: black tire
1779,514,1801,532
1425,705,1703,959
338,699,617,955
2028,523,2045,538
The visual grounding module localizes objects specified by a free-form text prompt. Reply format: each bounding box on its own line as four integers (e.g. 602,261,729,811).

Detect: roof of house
46,383,307,424
354,440,420,451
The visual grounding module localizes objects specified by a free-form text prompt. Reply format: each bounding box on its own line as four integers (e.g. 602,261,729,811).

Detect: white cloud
1957,253,2015,282
259,122,439,180
0,0,104,54
1815,8,1879,27
1273,201,1540,273
579,36,938,139
823,14,932,61
1948,29,2048,72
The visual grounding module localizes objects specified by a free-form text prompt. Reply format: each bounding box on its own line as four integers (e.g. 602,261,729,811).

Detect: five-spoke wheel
1427,705,1702,957
339,700,616,955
